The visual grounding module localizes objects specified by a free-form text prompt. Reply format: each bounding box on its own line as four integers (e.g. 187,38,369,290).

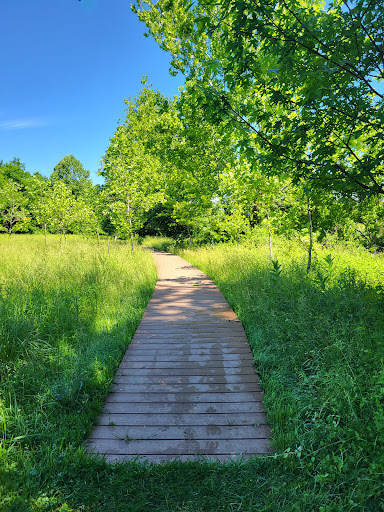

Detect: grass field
1,233,384,511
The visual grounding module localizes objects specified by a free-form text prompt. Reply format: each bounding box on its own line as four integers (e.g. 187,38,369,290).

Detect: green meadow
1,233,384,511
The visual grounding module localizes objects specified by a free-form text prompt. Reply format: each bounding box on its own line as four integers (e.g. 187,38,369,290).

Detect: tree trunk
44,224,47,245
127,194,134,254
266,209,274,260
306,196,313,273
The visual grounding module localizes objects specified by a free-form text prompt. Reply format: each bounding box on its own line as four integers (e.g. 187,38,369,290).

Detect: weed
269,259,282,284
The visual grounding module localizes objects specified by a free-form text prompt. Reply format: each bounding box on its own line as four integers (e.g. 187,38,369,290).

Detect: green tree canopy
50,155,93,199
133,0,384,197
100,88,171,244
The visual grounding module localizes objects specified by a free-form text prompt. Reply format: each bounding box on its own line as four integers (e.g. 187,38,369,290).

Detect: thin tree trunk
266,209,274,260
127,194,134,254
306,196,313,273
8,227,11,245
97,228,99,245
44,224,47,245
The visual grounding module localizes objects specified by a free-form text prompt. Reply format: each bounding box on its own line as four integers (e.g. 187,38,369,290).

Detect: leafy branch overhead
133,0,384,196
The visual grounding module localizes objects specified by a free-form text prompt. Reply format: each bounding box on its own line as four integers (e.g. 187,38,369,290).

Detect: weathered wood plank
113,373,259,384
126,345,251,354
121,353,254,363
97,412,267,426
87,438,271,456
89,424,270,440
105,391,264,403
114,366,257,377
110,382,262,393
131,334,248,341
118,360,256,369
98,401,265,414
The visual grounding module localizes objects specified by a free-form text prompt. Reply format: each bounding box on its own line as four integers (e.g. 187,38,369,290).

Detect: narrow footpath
87,250,271,462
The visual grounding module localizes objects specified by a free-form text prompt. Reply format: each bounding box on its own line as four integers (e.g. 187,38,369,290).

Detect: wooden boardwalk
87,250,271,463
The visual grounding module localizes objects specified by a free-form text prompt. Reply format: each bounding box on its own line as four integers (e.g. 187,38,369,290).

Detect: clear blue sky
0,0,184,185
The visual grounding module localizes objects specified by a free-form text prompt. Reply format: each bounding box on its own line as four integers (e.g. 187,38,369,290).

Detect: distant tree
101,88,171,251
0,158,34,190
0,181,28,241
38,181,97,242
50,155,93,199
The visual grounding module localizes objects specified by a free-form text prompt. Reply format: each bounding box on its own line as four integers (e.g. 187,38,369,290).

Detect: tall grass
174,236,384,510
2,233,383,511
0,235,157,510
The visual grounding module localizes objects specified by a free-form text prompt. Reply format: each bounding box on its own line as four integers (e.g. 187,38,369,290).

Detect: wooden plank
129,341,249,349
136,326,246,333
97,412,267,426
105,392,264,403
113,374,259,384
132,338,250,345
89,424,270,440
87,438,271,456
121,354,254,363
114,367,257,377
126,345,251,354
118,360,256,369
99,401,265,414
110,383,261,393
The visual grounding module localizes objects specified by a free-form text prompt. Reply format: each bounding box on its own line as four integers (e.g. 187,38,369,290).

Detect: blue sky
0,0,184,184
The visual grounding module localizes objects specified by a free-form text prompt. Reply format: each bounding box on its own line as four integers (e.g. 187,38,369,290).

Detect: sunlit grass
0,234,157,510
1,233,383,511
143,232,384,510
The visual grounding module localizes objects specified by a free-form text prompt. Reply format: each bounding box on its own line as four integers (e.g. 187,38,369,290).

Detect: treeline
2,79,384,250
102,0,383,250
0,156,104,240
3,0,384,249
99,85,384,251
120,0,384,249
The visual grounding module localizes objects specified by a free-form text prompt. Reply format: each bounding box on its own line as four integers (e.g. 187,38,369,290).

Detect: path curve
87,250,271,463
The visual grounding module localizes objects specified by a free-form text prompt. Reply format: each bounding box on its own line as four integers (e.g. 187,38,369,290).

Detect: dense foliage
133,0,384,195
0,156,100,240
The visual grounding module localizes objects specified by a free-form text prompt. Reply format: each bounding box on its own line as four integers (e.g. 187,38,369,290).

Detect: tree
100,88,178,250
133,0,384,198
0,181,28,241
37,181,97,242
50,155,93,199
0,158,35,191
